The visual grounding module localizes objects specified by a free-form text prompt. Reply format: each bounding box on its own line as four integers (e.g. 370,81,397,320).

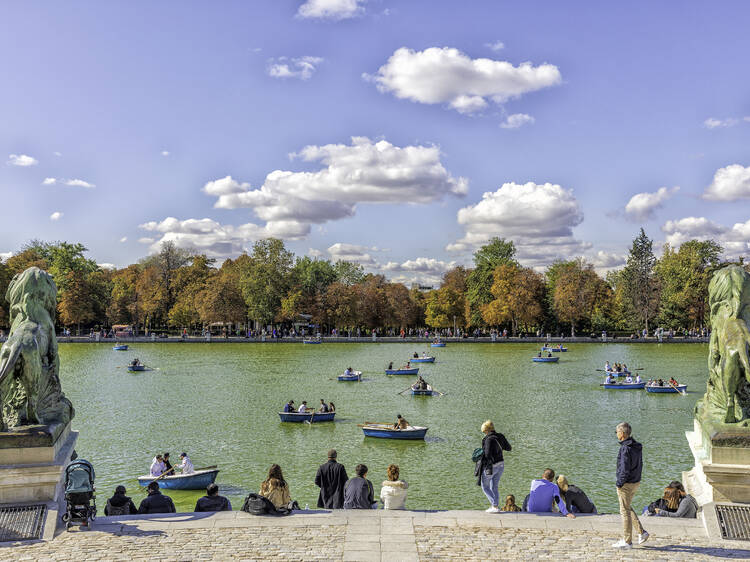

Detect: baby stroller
61,459,96,530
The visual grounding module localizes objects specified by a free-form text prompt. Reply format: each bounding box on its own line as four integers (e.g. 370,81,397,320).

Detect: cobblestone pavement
1,510,750,561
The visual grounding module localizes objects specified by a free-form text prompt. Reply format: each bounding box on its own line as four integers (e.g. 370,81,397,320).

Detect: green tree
0,260,13,328
58,270,95,334
425,287,464,329
197,259,247,326
238,239,294,326
551,258,613,336
333,260,365,285
465,238,517,326
621,228,661,332
482,263,544,335
168,255,214,328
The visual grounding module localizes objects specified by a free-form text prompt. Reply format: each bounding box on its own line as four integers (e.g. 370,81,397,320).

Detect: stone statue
0,267,74,430
696,265,750,425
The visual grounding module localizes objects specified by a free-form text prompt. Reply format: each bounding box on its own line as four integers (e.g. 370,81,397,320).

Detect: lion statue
0,267,74,430
697,265,750,425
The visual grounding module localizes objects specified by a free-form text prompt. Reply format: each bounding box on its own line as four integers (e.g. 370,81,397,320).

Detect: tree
197,261,247,326
333,260,365,285
238,239,294,326
0,260,13,328
322,282,359,327
58,270,95,334
425,287,464,330
621,228,660,332
167,255,214,328
465,238,517,326
551,258,613,336
481,264,544,335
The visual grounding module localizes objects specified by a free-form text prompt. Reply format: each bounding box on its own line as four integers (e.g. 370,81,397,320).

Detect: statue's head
6,266,58,323
709,265,750,320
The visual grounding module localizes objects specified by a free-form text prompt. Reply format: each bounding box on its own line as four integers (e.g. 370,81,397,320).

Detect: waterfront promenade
2,509,748,561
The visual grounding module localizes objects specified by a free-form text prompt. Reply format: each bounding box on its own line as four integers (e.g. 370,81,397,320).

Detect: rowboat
361,423,428,440
278,411,336,423
646,384,688,393
411,385,436,396
138,468,219,490
113,344,128,351
338,371,362,381
127,364,146,372
601,382,646,390
541,347,567,352
386,368,419,375
604,370,632,377
533,357,559,363
430,342,446,348
410,356,435,363
303,339,321,344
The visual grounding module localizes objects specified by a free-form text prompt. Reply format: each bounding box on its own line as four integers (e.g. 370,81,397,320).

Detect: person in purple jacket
524,469,575,518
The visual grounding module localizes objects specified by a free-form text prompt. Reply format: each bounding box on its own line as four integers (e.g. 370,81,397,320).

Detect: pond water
58,342,706,513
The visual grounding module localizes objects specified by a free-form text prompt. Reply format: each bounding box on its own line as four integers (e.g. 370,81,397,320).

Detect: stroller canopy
65,459,95,494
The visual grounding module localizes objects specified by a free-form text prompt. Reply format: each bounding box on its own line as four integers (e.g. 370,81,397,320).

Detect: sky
2,0,750,285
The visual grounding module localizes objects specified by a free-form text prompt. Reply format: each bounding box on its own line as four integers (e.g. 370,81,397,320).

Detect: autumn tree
167,255,214,328
322,282,359,327
425,287,464,330
550,258,613,336
197,259,247,326
58,270,95,334
465,238,517,326
481,264,544,335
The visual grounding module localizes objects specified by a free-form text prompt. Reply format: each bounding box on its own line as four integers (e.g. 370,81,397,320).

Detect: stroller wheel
66,521,73,530
61,513,70,522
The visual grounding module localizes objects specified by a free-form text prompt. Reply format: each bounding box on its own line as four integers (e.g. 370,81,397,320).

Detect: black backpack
241,493,295,516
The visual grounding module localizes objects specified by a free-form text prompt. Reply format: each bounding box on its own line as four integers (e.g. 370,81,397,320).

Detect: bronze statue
0,267,74,430
697,265,750,425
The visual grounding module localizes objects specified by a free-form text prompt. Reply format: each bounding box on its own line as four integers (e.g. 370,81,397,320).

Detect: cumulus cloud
268,56,324,80
382,257,456,275
366,47,561,114
447,182,589,266
703,164,750,201
590,251,626,272
161,150,170,156
500,113,535,129
203,137,466,238
120,236,128,243
624,186,680,222
7,154,38,166
50,211,63,221
98,263,116,270
704,117,739,129
42,177,96,188
42,177,56,185
485,40,505,51
297,0,365,20
327,243,375,264
661,216,750,256
0,251,13,262
308,248,323,257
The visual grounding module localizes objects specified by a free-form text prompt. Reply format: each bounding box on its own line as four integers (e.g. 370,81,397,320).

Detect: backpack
105,499,130,516
241,493,292,516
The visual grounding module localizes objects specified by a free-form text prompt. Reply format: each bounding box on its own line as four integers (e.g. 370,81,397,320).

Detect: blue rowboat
386,368,419,375
410,356,435,363
113,345,128,351
138,468,219,490
361,423,428,440
338,371,362,381
541,347,567,352
601,382,646,390
604,370,632,377
303,339,321,344
278,411,336,423
646,384,687,393
127,364,146,372
430,342,446,348
533,357,559,363
411,389,436,396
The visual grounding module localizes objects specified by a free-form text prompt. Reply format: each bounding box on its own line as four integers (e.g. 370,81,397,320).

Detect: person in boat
380,464,408,510
260,464,292,509
538,352,543,358
177,452,194,475
406,360,411,368
413,352,419,358
624,374,633,383
422,352,427,357
298,401,309,413
315,449,348,509
623,364,629,373
605,374,615,384
163,452,173,476
328,401,335,412
547,352,552,358
343,463,376,509
344,366,353,376
557,475,597,514
195,483,232,512
150,454,166,477
319,399,329,413
635,373,642,384
104,485,138,516
283,400,295,413
138,481,176,514
605,361,612,372
669,377,678,386
130,358,140,367
657,378,665,386
394,414,409,429
388,361,393,370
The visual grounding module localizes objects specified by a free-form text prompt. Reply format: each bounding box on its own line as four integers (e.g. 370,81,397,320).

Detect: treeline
0,230,739,335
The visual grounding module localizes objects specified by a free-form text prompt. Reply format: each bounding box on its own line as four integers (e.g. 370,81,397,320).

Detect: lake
58,341,706,513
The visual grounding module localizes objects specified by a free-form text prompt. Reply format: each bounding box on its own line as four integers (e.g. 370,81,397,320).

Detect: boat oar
398,386,413,395
668,380,686,396
305,411,315,425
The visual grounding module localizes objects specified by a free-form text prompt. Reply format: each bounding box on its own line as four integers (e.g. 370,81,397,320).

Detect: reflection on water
59,342,706,512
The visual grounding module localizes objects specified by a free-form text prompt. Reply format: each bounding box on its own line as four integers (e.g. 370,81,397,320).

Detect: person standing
613,422,649,549
477,420,512,513
315,449,348,508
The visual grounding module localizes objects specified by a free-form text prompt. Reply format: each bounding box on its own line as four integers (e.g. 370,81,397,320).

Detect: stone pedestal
684,418,750,505
0,422,78,504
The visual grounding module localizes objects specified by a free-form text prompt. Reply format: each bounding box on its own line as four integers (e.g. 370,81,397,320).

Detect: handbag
472,447,484,463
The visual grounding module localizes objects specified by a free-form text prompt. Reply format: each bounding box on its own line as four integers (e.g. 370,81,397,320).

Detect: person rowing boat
412,376,429,391
393,415,409,429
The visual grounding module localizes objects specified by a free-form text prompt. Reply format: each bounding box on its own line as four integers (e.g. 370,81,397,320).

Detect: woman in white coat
380,464,408,509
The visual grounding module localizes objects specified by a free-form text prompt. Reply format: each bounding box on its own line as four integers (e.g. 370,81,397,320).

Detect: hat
328,449,337,458
180,452,187,457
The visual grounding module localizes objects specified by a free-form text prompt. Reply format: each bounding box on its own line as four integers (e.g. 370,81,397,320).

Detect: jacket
194,494,232,512
260,478,292,509
343,476,374,509
104,492,137,516
315,460,348,508
138,490,176,514
658,495,698,518
481,431,512,472
562,485,596,514
616,437,643,487
380,480,408,510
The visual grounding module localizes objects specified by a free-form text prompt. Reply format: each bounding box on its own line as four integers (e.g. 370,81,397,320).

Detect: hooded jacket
380,480,408,510
104,492,137,516
658,494,698,518
616,436,643,487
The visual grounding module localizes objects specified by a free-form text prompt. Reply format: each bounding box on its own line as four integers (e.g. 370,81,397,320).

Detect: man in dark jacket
194,483,232,512
138,481,177,514
104,485,137,516
315,449,348,508
343,464,375,509
613,422,648,549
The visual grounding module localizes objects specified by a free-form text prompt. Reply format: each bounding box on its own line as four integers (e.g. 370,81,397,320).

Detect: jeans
616,482,644,543
480,461,504,506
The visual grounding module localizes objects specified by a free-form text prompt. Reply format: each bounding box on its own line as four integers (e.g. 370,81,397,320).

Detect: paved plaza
2,509,750,561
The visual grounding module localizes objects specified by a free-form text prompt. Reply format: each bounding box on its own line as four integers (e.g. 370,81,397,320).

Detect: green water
58,342,706,513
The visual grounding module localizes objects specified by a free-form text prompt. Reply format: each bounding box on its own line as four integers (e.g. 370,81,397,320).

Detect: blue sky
2,1,749,284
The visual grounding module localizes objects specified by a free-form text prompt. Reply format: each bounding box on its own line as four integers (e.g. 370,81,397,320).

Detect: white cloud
327,243,375,264
703,164,750,201
0,251,13,262
485,40,505,51
268,56,324,80
500,113,535,129
704,117,738,129
49,211,63,221
624,186,680,222
447,182,589,266
138,237,156,244
382,257,456,275
590,251,626,272
366,47,561,114
53,151,62,157
297,0,365,20
161,150,170,156
42,177,96,188
7,154,38,167
120,236,128,243
661,216,750,256
98,263,116,270
308,248,323,257
204,137,466,238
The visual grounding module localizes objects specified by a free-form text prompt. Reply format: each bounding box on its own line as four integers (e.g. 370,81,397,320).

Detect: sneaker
611,540,632,549
638,530,650,545
485,506,500,513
